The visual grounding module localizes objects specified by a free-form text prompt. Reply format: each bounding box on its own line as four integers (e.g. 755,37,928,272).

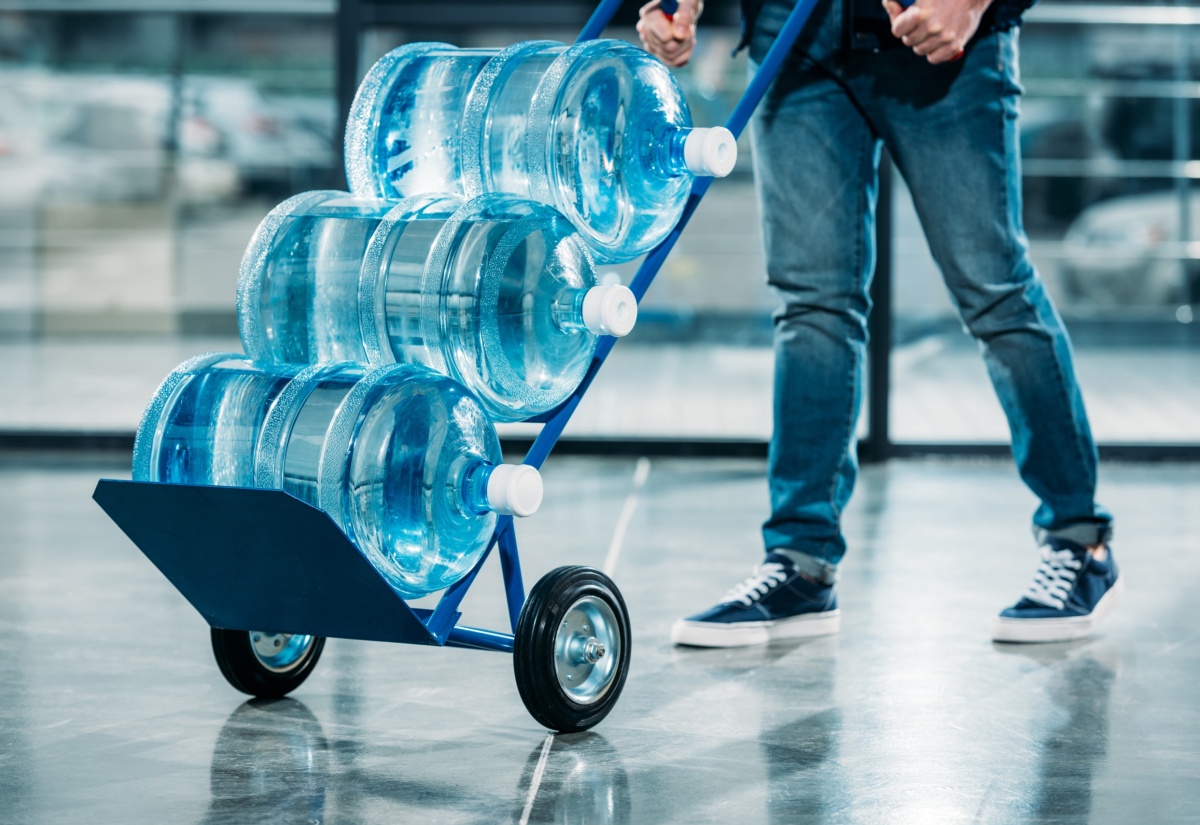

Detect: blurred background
1,0,1196,454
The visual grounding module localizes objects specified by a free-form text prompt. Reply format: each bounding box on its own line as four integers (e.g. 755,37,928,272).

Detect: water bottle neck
553,284,638,337
458,459,544,517
657,127,694,179
551,288,591,334
458,458,496,516
657,126,737,178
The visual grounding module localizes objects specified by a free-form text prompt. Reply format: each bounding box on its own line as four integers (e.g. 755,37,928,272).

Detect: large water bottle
132,353,544,599
237,190,637,422
344,39,737,263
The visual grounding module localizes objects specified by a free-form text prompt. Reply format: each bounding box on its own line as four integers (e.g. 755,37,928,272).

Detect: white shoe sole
671,610,841,648
991,576,1124,644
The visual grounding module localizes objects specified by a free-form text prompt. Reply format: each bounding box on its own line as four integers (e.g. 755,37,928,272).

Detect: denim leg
858,31,1112,544
751,21,880,565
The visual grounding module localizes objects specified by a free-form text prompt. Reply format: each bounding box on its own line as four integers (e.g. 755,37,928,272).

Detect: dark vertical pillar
1173,24,1193,302
861,153,893,463
164,14,188,163
334,0,362,190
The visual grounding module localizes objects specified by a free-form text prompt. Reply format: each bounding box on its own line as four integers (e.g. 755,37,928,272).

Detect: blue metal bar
626,181,712,302
426,517,511,643
576,0,625,43
521,0,819,473
474,0,622,638
723,0,821,139
522,361,593,470
496,522,526,632
445,625,516,653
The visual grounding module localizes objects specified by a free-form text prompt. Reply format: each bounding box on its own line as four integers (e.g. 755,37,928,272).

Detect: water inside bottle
240,193,390,365
546,42,694,262
337,366,503,597
135,355,296,487
371,47,494,198
347,39,710,263
279,370,362,508
136,357,511,600
477,44,562,200
432,196,597,419
242,191,604,422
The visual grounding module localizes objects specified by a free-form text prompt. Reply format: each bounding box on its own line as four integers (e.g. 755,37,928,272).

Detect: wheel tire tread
210,629,325,699
514,566,630,733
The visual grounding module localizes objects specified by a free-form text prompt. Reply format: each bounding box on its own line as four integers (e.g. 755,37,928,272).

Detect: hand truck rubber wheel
211,628,325,698
514,566,631,733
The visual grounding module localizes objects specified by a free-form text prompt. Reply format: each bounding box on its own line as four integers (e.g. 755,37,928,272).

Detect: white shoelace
1024,546,1084,609
722,562,789,607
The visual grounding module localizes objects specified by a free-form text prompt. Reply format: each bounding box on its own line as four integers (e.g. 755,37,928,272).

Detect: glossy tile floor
1,454,1198,824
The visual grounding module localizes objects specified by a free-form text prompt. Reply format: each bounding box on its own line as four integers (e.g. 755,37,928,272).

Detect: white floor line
518,733,555,825
602,457,651,577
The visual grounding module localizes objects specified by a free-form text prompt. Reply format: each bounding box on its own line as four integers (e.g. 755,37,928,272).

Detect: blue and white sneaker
671,552,840,648
992,538,1123,644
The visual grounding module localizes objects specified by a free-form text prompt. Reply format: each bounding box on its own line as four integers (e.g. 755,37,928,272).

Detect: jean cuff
1034,522,1114,549
770,548,838,585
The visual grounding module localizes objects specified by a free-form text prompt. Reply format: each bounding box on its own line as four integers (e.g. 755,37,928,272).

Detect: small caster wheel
514,566,631,733
211,629,325,698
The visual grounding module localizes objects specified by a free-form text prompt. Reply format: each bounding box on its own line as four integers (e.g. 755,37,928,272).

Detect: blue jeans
750,0,1113,569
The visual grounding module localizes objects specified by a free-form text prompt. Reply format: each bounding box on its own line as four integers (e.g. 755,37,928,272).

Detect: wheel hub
582,638,606,664
250,632,315,673
554,595,619,705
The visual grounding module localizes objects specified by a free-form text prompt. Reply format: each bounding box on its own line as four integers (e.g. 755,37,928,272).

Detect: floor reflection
761,708,843,825
1034,648,1117,823
517,732,630,824
0,562,32,823
201,698,330,825
758,639,842,825
651,637,843,822
997,643,1118,824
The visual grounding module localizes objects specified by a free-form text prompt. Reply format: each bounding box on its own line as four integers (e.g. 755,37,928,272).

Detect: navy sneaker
671,552,840,648
992,538,1123,644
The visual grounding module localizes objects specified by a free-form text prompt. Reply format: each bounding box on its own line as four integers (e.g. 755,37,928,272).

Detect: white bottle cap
683,127,737,178
486,464,544,518
581,284,637,337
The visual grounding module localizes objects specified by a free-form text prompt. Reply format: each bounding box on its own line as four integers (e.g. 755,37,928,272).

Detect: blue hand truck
92,0,821,733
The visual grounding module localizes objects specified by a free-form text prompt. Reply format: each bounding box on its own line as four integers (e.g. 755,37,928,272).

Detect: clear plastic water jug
344,39,737,263
132,353,543,599
237,190,637,422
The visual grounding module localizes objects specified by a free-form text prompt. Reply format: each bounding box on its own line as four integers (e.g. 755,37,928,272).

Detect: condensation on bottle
237,190,637,422
344,39,736,263
132,353,544,599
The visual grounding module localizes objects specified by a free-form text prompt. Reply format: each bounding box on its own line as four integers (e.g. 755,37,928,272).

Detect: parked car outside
1060,189,1200,308
0,68,334,206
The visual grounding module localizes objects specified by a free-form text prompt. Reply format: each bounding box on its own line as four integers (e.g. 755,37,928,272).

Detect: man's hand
882,0,992,64
637,0,703,67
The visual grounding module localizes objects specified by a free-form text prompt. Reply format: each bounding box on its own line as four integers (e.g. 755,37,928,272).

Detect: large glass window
1,4,1195,451
0,10,336,433
891,7,1200,445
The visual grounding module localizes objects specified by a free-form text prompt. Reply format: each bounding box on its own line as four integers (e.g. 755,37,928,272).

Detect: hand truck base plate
93,480,449,646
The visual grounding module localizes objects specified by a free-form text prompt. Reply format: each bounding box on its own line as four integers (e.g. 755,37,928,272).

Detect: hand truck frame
93,0,822,733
